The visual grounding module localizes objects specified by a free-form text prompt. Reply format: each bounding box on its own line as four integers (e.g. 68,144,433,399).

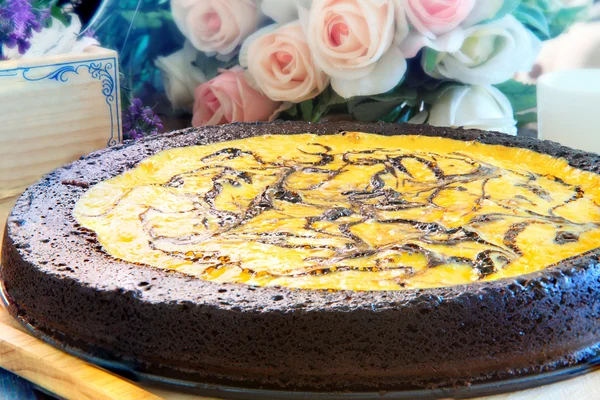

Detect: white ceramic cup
537,69,600,153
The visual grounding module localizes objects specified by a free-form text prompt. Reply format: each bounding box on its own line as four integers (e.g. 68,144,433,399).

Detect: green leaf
549,6,588,38
120,11,166,29
32,0,56,10
494,79,537,117
159,9,175,23
380,105,404,123
492,0,523,20
285,105,298,118
514,0,588,39
362,86,418,104
346,84,422,122
193,52,238,80
399,106,422,123
351,101,402,123
300,100,314,121
50,4,69,26
422,48,439,74
309,87,347,121
472,0,521,25
514,3,550,39
326,89,346,106
520,0,551,12
516,111,538,127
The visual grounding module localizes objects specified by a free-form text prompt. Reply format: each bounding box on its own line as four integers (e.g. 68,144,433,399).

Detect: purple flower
0,0,51,58
122,98,164,141
1,0,32,39
83,28,97,40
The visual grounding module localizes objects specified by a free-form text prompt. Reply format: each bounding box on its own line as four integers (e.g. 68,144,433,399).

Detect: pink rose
241,22,329,103
405,0,475,37
298,0,408,98
171,0,262,56
192,67,283,126
399,0,474,58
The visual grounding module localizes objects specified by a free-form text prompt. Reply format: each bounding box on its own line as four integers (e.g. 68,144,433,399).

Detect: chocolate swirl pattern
74,132,600,290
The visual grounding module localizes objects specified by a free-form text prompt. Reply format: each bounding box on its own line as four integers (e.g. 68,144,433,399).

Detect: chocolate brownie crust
3,121,600,391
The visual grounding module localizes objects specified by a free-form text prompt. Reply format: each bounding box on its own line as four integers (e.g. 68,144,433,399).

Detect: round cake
2,121,600,393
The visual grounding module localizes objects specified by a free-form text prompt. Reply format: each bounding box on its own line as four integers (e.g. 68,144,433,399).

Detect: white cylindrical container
537,69,600,153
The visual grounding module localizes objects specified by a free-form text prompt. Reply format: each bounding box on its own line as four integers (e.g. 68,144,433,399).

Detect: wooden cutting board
1,199,600,400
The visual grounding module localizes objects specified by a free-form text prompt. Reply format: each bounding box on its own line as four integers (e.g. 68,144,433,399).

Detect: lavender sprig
122,98,164,141
0,0,51,59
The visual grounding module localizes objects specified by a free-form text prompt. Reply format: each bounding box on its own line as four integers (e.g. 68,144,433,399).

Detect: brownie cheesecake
2,121,600,392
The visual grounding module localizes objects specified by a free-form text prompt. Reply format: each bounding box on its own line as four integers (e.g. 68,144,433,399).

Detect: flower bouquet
93,0,591,136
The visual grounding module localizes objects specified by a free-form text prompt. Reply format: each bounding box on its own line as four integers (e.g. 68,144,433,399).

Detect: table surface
1,174,600,400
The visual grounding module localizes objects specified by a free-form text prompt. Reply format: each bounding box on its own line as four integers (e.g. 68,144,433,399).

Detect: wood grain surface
0,312,161,400
1,195,599,400
0,46,120,203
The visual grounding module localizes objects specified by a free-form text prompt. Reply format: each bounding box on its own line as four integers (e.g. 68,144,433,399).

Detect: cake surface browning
75,132,600,290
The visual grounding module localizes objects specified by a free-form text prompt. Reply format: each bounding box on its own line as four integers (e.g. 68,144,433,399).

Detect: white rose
399,29,465,59
425,85,517,135
171,0,262,56
298,0,409,98
426,15,542,85
262,0,309,24
155,42,207,112
2,15,98,60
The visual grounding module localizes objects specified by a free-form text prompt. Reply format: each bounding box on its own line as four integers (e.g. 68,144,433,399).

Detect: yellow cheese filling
74,132,600,291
